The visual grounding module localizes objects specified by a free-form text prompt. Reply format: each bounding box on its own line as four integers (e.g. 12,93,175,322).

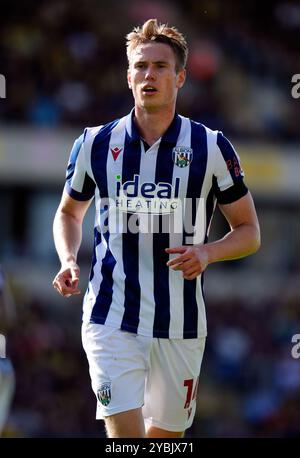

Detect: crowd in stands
1,0,300,438
1,0,299,141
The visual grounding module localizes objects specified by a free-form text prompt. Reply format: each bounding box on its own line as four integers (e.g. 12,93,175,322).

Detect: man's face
127,42,186,112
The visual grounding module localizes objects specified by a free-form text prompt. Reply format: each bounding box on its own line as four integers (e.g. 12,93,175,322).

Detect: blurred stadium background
0,0,300,437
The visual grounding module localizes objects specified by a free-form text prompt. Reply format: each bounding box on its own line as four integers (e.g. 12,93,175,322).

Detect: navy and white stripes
65,110,247,339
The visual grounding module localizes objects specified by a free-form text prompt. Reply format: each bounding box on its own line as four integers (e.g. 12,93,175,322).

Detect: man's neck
134,106,175,146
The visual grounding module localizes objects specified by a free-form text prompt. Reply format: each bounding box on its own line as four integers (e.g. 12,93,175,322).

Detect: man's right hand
52,263,81,297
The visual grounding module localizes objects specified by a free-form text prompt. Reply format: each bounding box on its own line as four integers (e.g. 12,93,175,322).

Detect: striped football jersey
65,109,247,338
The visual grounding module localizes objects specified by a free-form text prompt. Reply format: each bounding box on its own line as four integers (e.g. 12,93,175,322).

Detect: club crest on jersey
97,382,111,406
110,146,123,161
172,147,193,168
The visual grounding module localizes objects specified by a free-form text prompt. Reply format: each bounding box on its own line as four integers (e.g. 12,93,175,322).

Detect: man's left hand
165,245,209,280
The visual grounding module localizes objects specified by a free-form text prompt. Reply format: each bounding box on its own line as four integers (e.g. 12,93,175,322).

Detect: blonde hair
126,18,188,71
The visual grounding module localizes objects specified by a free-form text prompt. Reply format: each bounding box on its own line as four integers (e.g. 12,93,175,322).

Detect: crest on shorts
97,382,111,406
172,147,193,168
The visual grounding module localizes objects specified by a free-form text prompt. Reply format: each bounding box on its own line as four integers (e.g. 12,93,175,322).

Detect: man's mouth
142,85,158,93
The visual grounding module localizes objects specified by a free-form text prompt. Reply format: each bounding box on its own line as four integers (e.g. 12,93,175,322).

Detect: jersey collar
125,108,182,146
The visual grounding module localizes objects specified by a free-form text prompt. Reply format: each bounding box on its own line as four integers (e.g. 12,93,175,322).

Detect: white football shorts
82,322,206,432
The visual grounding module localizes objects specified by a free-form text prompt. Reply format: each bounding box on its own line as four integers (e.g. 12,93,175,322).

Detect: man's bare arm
53,190,92,297
166,192,261,280
204,191,260,263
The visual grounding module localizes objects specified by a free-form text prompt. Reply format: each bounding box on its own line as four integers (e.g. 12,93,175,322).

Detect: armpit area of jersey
215,179,248,205
65,181,94,202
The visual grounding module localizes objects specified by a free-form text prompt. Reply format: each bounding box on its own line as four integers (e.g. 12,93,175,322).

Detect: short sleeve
65,131,96,201
213,131,248,204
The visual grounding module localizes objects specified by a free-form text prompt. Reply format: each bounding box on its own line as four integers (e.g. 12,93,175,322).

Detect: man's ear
127,69,132,89
176,68,186,89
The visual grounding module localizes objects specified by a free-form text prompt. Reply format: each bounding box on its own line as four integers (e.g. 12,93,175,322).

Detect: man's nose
145,67,156,80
